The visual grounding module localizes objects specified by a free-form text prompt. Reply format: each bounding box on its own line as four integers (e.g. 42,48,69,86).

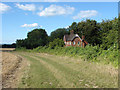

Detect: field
0,48,15,52
1,52,28,88
1,51,118,88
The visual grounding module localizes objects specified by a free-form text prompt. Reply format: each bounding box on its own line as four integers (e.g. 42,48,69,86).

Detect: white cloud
16,3,36,11
73,10,98,20
21,23,39,28
37,4,75,16
0,3,11,13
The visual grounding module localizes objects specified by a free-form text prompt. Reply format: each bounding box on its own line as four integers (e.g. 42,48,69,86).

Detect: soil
1,52,28,88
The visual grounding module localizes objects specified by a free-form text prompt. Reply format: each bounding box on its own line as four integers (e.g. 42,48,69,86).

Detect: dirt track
1,52,28,88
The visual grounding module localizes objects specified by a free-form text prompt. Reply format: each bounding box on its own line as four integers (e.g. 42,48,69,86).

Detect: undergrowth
15,43,118,68
32,44,118,68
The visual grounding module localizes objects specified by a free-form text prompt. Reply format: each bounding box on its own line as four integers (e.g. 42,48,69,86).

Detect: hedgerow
33,44,118,68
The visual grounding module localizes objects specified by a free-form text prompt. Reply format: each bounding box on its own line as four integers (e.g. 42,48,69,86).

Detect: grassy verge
32,45,118,68
16,52,118,88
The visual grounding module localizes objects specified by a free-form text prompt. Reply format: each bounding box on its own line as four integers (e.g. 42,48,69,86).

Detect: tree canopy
49,28,69,42
16,29,48,49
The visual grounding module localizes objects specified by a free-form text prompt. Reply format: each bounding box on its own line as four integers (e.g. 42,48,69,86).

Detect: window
78,41,80,45
73,41,75,45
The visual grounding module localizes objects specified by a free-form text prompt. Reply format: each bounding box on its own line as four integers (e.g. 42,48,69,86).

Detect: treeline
1,43,16,48
16,17,118,50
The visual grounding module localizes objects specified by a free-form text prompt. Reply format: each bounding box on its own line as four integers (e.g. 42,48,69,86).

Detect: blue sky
1,2,118,44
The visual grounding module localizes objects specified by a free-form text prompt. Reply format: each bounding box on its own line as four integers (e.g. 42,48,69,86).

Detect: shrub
49,38,64,49
33,44,118,68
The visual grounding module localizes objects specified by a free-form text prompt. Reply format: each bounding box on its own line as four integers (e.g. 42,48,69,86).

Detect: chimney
70,30,74,34
82,35,85,40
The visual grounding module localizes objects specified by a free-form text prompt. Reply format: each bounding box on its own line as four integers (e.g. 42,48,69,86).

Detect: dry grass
2,52,18,77
0,48,15,51
1,52,29,88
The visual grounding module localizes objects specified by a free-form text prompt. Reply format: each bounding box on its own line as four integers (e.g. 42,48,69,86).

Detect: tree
49,38,64,49
100,18,118,49
82,19,101,46
16,28,48,49
119,14,120,49
68,19,101,45
26,29,48,49
69,22,78,34
49,28,69,42
16,39,25,48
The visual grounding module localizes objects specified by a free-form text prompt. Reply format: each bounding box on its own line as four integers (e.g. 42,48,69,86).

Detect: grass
18,54,60,88
15,51,118,88
33,45,118,68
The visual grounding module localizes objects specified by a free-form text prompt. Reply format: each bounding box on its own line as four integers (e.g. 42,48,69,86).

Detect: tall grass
33,44,118,68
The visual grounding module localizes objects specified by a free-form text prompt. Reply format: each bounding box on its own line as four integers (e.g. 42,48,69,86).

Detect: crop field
2,51,118,88
1,52,28,88
0,48,15,52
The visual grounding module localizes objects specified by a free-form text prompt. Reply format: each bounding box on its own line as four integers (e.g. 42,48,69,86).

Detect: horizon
1,2,118,44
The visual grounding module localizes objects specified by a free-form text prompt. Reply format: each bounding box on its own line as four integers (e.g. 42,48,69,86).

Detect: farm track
17,52,118,88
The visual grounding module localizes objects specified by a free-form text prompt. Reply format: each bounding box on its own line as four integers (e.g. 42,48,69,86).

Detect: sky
0,2,119,44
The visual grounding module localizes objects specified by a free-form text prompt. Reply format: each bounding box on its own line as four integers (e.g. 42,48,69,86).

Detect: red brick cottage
63,30,88,47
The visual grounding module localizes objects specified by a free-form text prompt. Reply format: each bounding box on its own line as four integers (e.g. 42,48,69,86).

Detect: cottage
63,30,88,47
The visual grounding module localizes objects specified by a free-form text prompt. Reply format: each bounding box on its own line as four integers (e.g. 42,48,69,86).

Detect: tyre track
22,53,75,88
31,53,118,88
19,52,118,88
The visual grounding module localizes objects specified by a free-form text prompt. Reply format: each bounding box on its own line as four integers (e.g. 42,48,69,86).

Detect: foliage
49,38,65,49
16,39,25,48
99,18,118,50
67,18,118,48
15,47,27,51
68,20,101,46
49,28,69,42
16,29,48,49
33,44,118,68
2,43,16,48
27,29,48,49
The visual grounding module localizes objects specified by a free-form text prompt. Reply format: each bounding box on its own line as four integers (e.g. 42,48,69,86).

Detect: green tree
26,29,48,49
69,19,101,45
49,38,64,49
16,28,48,49
16,39,26,48
100,18,118,49
49,28,69,42
69,22,78,34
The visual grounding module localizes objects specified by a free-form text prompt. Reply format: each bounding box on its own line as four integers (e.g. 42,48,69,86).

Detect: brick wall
65,37,86,47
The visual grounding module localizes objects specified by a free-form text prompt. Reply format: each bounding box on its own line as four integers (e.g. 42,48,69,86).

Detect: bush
49,38,64,49
33,44,118,68
15,47,27,51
